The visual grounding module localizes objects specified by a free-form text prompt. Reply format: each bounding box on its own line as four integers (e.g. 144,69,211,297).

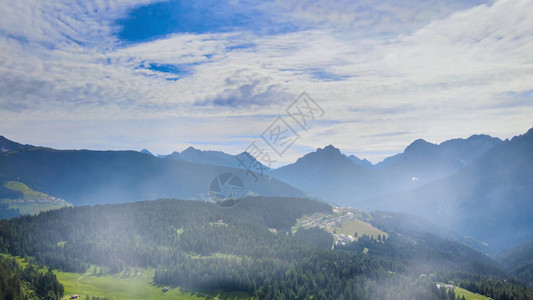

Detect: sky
0,0,532,165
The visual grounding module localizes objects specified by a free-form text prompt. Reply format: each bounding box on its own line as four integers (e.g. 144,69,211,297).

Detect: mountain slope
372,134,502,194
271,145,372,202
1,197,525,299
0,136,33,153
373,127,533,252
270,134,501,207
376,134,502,171
0,147,305,206
497,239,533,287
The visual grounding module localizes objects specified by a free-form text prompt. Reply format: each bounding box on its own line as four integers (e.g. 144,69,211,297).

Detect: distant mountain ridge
163,146,269,170
140,149,153,156
0,147,305,206
269,129,532,252
0,136,34,153
370,134,503,195
375,134,502,177
270,133,503,207
2,129,530,254
348,155,373,168
373,127,533,252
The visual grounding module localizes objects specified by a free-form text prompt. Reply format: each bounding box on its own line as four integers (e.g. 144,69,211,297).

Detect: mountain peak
467,134,493,140
140,149,153,156
292,145,350,166
182,146,199,153
317,145,342,156
408,138,430,146
404,139,436,154
164,147,269,170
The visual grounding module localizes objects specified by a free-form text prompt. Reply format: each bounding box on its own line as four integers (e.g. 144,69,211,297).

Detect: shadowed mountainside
0,147,305,206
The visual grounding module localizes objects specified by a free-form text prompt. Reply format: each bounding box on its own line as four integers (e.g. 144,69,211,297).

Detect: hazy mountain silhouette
270,134,502,206
348,154,373,168
373,127,533,252
1,129,527,253
140,148,154,156
370,134,503,195
0,136,34,153
271,145,372,202
0,147,305,206
163,146,269,170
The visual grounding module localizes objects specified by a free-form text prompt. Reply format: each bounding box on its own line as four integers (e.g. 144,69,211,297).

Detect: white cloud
0,0,532,164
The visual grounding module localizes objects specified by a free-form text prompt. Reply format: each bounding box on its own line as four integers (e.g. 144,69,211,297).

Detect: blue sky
115,0,299,42
0,0,532,165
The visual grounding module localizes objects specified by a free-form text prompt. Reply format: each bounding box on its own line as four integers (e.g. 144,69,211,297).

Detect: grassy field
54,266,252,300
2,181,72,215
454,286,490,300
3,255,250,300
335,218,387,240
4,181,49,200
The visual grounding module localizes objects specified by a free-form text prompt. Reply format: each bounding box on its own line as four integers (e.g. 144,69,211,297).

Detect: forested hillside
0,197,531,299
497,239,533,287
0,255,63,299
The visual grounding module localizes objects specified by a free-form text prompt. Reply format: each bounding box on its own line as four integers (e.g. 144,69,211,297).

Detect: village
295,206,362,246
7,195,69,205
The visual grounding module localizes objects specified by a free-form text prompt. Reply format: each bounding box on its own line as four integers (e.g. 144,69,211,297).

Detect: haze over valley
1,0,533,299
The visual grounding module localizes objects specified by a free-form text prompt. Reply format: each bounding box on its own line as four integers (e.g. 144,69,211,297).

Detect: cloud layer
0,0,532,164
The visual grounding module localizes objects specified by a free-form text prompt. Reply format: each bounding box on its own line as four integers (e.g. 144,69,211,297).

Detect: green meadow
454,286,490,300
335,218,387,240
54,266,252,300
1,181,72,215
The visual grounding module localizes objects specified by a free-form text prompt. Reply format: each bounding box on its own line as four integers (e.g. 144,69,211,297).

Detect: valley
0,129,532,299
1,196,531,299
2,0,533,298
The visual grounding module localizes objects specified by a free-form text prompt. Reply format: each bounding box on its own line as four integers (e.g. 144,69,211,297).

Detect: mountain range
373,128,533,252
270,129,533,252
270,133,503,207
0,127,531,253
0,147,304,206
